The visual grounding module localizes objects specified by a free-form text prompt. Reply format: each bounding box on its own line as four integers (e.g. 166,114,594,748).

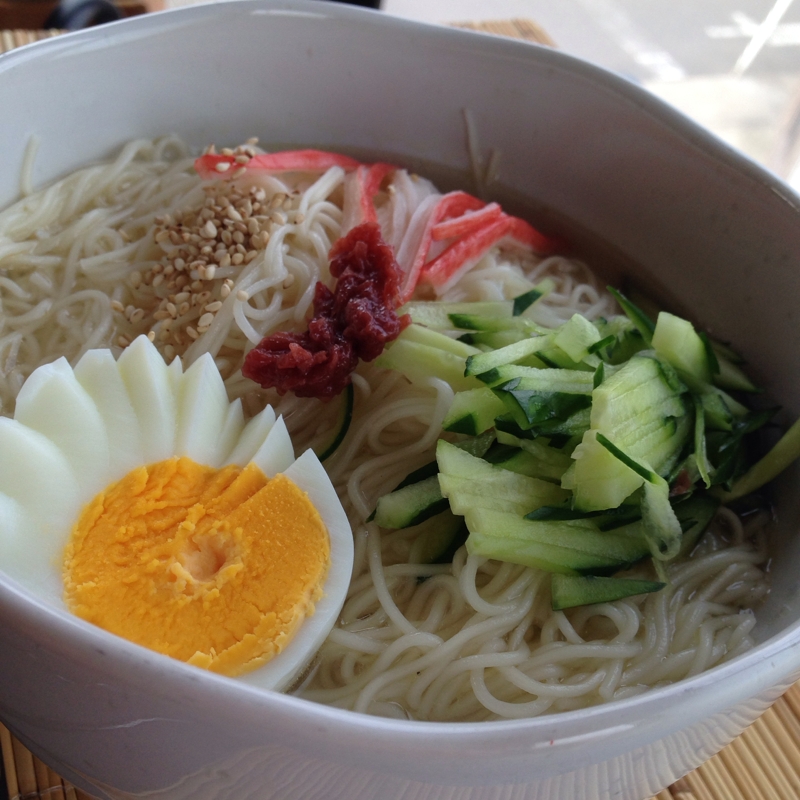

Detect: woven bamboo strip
672,767,717,800
748,714,800,797
782,682,800,719
760,709,800,790
0,724,18,800
10,734,37,798
697,754,750,800
722,734,780,799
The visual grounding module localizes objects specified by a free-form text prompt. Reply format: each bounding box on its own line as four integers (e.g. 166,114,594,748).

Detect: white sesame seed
152,274,164,288
130,309,145,325
218,254,231,270
232,167,247,179
117,335,130,348
202,220,217,239
164,344,176,360
205,300,223,313
111,300,125,313
220,284,232,298
231,253,244,266
130,270,142,288
236,290,249,302
186,326,199,340
147,331,156,342
167,303,178,318
205,265,217,280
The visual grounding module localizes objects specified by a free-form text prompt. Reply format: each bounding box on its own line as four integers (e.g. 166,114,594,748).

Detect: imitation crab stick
342,162,397,233
194,150,362,180
420,213,560,290
430,202,503,241
399,191,487,302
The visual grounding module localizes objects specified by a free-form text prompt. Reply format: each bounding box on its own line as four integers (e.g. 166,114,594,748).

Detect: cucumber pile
372,287,784,609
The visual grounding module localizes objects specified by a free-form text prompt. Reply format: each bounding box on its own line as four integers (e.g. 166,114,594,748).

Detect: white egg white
0,335,354,691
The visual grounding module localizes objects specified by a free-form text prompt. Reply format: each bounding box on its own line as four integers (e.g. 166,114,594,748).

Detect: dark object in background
44,0,120,29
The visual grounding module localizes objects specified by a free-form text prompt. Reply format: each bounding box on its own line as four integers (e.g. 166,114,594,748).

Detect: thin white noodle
0,137,771,721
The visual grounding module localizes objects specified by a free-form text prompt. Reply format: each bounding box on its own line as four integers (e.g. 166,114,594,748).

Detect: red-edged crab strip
420,213,561,290
398,191,486,302
342,163,397,233
194,150,362,180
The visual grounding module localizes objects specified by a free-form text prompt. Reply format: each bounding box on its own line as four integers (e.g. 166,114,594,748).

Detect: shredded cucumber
370,287,790,608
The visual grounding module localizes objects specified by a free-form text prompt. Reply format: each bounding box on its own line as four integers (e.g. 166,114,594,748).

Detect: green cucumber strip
570,430,645,511
464,508,650,566
458,330,528,349
713,356,760,393
698,331,720,376
400,300,515,330
494,383,592,429
593,362,604,389
673,491,720,556
512,280,554,315
588,334,617,356
408,510,468,565
375,339,479,392
493,431,573,478
640,477,683,560
595,432,658,482
551,574,666,610
399,323,480,358
448,313,543,335
478,365,595,394
443,387,506,435
373,475,448,529
652,312,711,383
608,287,655,345
395,460,439,490
721,415,800,501
692,394,713,488
710,339,745,365
464,335,554,376
553,313,602,362
453,430,496,458
316,383,354,462
707,408,776,489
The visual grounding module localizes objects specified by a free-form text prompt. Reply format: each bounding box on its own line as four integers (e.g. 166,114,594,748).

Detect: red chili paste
242,222,409,398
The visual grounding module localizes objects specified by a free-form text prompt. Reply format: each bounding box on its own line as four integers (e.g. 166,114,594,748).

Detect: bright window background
383,0,800,189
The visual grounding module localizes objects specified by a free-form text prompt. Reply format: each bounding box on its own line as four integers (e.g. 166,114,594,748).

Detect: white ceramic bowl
3,3,800,799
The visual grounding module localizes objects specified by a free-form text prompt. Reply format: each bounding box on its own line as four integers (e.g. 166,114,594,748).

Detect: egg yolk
62,457,330,676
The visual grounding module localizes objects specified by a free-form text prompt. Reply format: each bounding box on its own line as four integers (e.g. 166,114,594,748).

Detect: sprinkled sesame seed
111,300,125,313
236,290,249,302
202,220,217,239
147,331,156,342
186,326,199,340
205,301,223,313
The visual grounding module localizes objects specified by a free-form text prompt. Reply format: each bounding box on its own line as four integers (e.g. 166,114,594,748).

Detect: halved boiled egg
0,335,353,691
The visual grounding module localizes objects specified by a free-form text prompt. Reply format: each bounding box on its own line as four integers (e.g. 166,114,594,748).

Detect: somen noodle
0,136,769,720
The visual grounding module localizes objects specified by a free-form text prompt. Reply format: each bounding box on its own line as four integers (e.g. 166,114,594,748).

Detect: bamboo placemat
2,14,799,800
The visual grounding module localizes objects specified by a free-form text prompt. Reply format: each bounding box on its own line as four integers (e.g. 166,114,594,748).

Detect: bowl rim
1,0,800,753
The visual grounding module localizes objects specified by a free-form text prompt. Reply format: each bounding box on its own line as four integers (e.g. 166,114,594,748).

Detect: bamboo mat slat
2,15,799,800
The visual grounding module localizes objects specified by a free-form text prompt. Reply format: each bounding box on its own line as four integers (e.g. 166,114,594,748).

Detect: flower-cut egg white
0,335,353,692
